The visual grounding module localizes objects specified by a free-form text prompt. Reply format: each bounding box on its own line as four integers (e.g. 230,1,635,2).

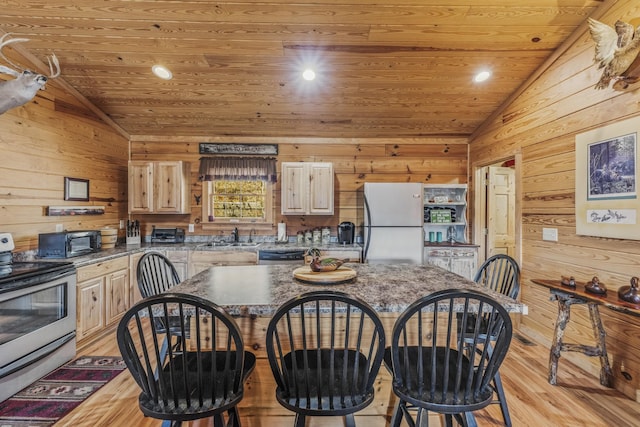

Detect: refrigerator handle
364,194,372,261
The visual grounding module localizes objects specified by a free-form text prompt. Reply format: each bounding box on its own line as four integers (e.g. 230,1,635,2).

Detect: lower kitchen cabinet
129,251,144,304
423,245,478,280
76,256,130,342
188,250,257,277
164,250,189,280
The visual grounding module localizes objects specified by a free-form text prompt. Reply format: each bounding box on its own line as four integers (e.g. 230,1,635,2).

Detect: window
202,180,273,225
199,156,277,228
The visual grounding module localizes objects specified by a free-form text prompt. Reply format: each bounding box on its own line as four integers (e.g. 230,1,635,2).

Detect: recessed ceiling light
302,68,316,81
152,64,173,80
474,70,491,83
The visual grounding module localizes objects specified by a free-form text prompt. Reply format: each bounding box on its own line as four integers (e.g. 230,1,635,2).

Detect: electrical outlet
188,223,195,233
55,224,63,232
542,227,558,242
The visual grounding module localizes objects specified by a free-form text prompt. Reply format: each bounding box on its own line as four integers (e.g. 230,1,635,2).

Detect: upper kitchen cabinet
281,162,334,215
128,161,191,214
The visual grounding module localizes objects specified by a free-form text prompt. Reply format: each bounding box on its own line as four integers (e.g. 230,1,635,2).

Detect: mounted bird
0,33,60,114
587,18,640,90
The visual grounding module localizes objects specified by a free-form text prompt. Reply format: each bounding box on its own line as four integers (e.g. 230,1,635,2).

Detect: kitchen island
168,263,524,421
171,263,525,315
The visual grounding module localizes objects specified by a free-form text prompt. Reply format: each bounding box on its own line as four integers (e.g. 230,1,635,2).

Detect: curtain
199,156,277,182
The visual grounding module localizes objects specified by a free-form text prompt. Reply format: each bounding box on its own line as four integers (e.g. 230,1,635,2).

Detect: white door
365,227,424,264
364,183,423,226
487,166,516,257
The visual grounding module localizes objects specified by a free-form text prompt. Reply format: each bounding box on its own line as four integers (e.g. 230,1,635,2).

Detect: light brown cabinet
129,251,144,304
423,246,478,280
164,250,189,280
77,277,104,341
128,161,191,214
76,256,130,341
281,162,334,215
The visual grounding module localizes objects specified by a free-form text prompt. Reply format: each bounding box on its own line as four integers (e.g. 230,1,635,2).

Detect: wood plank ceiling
0,0,602,139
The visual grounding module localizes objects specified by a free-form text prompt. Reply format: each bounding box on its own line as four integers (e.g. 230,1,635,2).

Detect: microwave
38,230,102,258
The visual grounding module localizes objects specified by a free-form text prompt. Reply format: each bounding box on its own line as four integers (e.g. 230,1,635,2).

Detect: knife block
126,235,141,246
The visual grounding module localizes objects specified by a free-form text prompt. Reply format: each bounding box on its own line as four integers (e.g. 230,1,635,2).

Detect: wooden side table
546,288,612,387
529,278,640,387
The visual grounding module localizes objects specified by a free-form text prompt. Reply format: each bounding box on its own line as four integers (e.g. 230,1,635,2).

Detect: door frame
472,153,522,267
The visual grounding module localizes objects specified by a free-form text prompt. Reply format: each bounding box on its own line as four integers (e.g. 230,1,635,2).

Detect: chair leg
390,399,406,427
462,412,477,427
294,413,306,427
415,408,429,426
227,407,241,427
345,413,356,427
445,414,454,427
492,372,512,426
212,413,224,427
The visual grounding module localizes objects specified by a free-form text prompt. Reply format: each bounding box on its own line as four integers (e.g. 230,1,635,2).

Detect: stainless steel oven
0,261,77,402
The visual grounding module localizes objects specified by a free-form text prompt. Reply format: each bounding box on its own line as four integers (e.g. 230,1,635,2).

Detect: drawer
77,256,129,282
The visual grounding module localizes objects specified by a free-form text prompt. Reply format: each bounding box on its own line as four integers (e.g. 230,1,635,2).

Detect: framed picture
576,116,639,239
64,177,89,201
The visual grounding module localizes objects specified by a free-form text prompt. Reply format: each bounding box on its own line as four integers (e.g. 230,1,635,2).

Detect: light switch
188,223,195,233
542,227,558,242
55,224,63,232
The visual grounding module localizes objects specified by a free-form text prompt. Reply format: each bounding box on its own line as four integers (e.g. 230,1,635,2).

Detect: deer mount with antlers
0,34,60,115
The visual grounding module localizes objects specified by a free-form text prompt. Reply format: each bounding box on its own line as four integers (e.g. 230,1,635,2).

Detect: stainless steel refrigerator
363,182,424,264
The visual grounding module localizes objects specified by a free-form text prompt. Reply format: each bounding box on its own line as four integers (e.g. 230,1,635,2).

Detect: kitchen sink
198,241,231,248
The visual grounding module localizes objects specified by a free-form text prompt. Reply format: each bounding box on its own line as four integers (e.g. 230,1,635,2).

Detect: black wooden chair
474,254,520,300
265,290,386,427
117,293,256,427
137,251,186,361
137,251,181,298
468,253,520,426
384,289,513,427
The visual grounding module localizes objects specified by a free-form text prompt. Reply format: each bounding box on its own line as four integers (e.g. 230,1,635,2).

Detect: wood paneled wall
469,2,640,400
129,136,468,241
0,52,129,253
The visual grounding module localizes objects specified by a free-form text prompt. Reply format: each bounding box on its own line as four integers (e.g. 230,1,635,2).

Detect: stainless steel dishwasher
257,249,306,265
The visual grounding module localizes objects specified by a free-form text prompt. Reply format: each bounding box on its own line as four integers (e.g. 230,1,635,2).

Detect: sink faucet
231,227,239,242
248,228,255,243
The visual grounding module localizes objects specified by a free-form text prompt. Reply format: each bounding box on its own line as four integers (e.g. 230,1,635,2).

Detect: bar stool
117,293,256,427
384,289,513,427
265,290,386,427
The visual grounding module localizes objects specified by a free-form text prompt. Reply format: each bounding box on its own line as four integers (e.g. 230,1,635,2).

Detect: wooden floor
55,329,640,427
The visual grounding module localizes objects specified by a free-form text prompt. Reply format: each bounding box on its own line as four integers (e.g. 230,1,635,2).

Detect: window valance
199,156,277,182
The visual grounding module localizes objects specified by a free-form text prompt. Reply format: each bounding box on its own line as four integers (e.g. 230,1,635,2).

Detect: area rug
0,356,126,427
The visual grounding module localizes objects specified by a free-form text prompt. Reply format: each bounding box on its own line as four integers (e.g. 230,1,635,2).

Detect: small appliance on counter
0,232,15,275
151,226,185,244
338,221,355,244
38,230,102,258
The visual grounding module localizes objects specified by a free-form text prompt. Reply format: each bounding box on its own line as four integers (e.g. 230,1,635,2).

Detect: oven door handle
0,332,75,379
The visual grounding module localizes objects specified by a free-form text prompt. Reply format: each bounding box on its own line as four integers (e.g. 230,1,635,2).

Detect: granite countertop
423,242,480,248
171,263,525,316
20,241,363,267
